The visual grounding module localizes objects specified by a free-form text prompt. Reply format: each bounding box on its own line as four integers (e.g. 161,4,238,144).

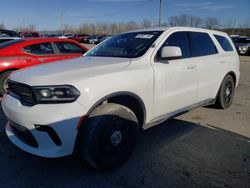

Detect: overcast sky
0,0,249,30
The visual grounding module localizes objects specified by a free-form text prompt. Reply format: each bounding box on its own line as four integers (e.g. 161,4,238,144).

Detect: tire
215,74,235,109
79,103,139,170
0,71,12,96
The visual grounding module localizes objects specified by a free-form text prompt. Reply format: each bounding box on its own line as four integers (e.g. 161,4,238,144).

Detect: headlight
33,85,80,103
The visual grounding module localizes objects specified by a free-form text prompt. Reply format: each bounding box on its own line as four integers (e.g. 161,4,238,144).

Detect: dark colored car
231,36,250,55
74,34,89,43
85,35,104,44
19,32,40,38
99,35,112,43
0,38,88,95
0,29,22,43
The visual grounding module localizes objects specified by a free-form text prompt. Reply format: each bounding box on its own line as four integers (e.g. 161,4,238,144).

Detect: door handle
187,65,197,69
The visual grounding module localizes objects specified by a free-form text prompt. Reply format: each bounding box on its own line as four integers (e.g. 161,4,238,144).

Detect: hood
10,56,131,86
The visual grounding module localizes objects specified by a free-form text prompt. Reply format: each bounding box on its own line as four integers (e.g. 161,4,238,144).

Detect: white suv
2,27,240,170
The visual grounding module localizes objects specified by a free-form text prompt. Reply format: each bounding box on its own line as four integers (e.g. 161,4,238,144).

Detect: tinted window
159,31,191,58
55,42,84,54
214,35,234,51
23,43,54,55
188,32,217,57
232,38,250,43
86,31,163,58
0,39,23,49
0,30,22,38
0,39,14,44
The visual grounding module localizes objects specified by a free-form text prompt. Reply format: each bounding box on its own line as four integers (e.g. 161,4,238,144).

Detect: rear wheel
79,103,139,170
215,75,235,109
0,71,12,96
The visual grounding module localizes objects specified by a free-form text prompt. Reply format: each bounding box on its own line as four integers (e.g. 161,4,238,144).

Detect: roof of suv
125,27,227,36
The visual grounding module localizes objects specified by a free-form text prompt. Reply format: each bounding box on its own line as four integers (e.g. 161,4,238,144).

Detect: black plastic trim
35,125,62,146
9,121,39,148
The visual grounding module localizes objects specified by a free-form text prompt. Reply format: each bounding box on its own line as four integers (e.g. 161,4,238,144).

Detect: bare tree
239,20,250,29
110,23,118,35
14,24,37,32
142,19,152,28
204,17,219,29
0,23,5,29
169,16,181,26
189,16,203,27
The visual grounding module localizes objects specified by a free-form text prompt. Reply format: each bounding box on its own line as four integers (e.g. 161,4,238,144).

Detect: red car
73,34,89,43
0,38,88,95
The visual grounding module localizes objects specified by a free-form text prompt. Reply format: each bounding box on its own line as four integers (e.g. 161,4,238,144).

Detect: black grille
8,81,35,105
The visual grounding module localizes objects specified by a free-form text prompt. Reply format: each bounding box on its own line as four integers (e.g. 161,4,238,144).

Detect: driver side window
157,32,191,59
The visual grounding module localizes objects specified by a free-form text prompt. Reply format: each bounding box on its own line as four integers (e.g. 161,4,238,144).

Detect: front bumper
2,94,88,158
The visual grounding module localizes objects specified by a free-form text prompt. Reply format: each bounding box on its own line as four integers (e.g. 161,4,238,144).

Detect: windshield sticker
135,34,154,39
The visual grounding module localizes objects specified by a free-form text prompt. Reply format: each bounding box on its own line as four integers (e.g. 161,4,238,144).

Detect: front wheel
0,71,12,96
215,74,235,109
79,103,139,170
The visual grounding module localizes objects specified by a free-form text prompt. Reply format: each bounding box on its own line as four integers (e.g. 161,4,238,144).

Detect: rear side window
55,42,85,54
159,31,191,58
214,35,234,52
188,32,217,57
23,43,54,55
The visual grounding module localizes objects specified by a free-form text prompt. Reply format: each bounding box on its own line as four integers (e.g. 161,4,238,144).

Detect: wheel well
87,93,146,128
107,95,145,127
228,71,236,86
0,69,18,76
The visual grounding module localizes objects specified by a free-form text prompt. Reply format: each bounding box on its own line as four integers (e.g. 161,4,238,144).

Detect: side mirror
158,46,182,60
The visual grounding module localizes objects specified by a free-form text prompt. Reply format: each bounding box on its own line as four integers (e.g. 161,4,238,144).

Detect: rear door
53,42,86,60
187,31,220,102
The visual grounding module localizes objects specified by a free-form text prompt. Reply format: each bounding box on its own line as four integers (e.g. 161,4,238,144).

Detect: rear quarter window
214,34,234,52
23,43,55,55
188,32,218,57
55,42,85,54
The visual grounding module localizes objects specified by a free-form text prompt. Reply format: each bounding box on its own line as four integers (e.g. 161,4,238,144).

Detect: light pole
60,12,64,35
159,0,163,27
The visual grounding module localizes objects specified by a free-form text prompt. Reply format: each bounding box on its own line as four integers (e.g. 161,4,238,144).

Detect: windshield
233,38,250,43
85,31,163,58
0,39,23,49
0,30,22,38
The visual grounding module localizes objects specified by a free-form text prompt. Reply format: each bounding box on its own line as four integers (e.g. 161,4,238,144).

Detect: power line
67,0,153,19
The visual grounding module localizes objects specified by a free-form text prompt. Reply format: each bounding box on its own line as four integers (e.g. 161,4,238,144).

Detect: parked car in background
99,35,112,43
73,34,89,43
0,38,88,95
59,33,76,39
84,35,104,44
19,32,40,38
232,36,250,54
238,43,250,55
0,29,22,43
1,27,239,170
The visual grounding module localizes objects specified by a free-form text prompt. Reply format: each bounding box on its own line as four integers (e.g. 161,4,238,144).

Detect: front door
152,31,198,118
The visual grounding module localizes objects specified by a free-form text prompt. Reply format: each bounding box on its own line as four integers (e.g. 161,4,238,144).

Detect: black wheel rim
101,117,129,156
224,81,233,104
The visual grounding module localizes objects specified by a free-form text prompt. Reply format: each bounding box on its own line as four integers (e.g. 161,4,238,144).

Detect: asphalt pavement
0,56,250,188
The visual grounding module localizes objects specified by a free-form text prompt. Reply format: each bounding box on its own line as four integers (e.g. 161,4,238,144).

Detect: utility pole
60,12,64,35
159,0,163,27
